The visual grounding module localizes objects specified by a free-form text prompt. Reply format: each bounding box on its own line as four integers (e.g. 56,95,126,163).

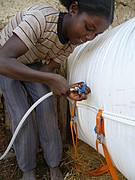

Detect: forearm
0,57,53,84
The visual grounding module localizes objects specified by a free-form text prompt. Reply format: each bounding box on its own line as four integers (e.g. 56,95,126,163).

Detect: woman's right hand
48,74,69,96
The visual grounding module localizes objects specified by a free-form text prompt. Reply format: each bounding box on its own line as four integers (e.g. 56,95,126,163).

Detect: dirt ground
0,116,127,180
0,0,134,179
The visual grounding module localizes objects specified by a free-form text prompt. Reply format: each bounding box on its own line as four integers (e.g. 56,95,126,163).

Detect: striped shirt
0,4,76,64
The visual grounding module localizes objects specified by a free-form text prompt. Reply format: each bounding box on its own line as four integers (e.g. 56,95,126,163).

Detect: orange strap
96,109,118,179
70,102,118,179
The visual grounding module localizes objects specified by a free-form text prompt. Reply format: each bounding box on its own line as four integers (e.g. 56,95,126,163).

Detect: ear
69,1,78,15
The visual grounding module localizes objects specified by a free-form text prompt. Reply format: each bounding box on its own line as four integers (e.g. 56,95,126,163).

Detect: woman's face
64,10,110,45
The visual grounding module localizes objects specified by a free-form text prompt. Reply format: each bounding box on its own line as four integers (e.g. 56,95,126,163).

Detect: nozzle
70,87,79,92
70,83,87,93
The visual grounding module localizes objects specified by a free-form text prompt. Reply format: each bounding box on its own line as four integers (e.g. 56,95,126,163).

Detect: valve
70,83,87,93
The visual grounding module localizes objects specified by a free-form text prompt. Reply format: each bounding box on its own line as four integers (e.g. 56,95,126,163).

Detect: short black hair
59,0,115,23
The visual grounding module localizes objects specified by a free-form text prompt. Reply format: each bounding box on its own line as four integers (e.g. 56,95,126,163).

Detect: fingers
68,82,91,101
68,92,88,101
84,86,91,94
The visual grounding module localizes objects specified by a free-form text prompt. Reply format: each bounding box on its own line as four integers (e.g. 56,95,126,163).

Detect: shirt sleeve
13,10,46,49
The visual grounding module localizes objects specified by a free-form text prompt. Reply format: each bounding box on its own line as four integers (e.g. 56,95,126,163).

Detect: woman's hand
68,82,91,101
40,60,60,73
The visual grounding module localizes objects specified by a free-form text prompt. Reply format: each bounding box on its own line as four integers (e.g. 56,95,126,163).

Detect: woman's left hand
68,82,91,101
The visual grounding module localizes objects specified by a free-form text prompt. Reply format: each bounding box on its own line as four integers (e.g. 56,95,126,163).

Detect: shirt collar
57,12,69,44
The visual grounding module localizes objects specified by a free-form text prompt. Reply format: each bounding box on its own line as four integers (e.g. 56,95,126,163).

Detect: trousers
0,62,62,172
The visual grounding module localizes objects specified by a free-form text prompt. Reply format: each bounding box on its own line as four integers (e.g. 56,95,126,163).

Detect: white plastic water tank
67,17,135,180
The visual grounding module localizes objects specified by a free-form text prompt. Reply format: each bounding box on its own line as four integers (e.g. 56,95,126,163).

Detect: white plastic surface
67,17,135,180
